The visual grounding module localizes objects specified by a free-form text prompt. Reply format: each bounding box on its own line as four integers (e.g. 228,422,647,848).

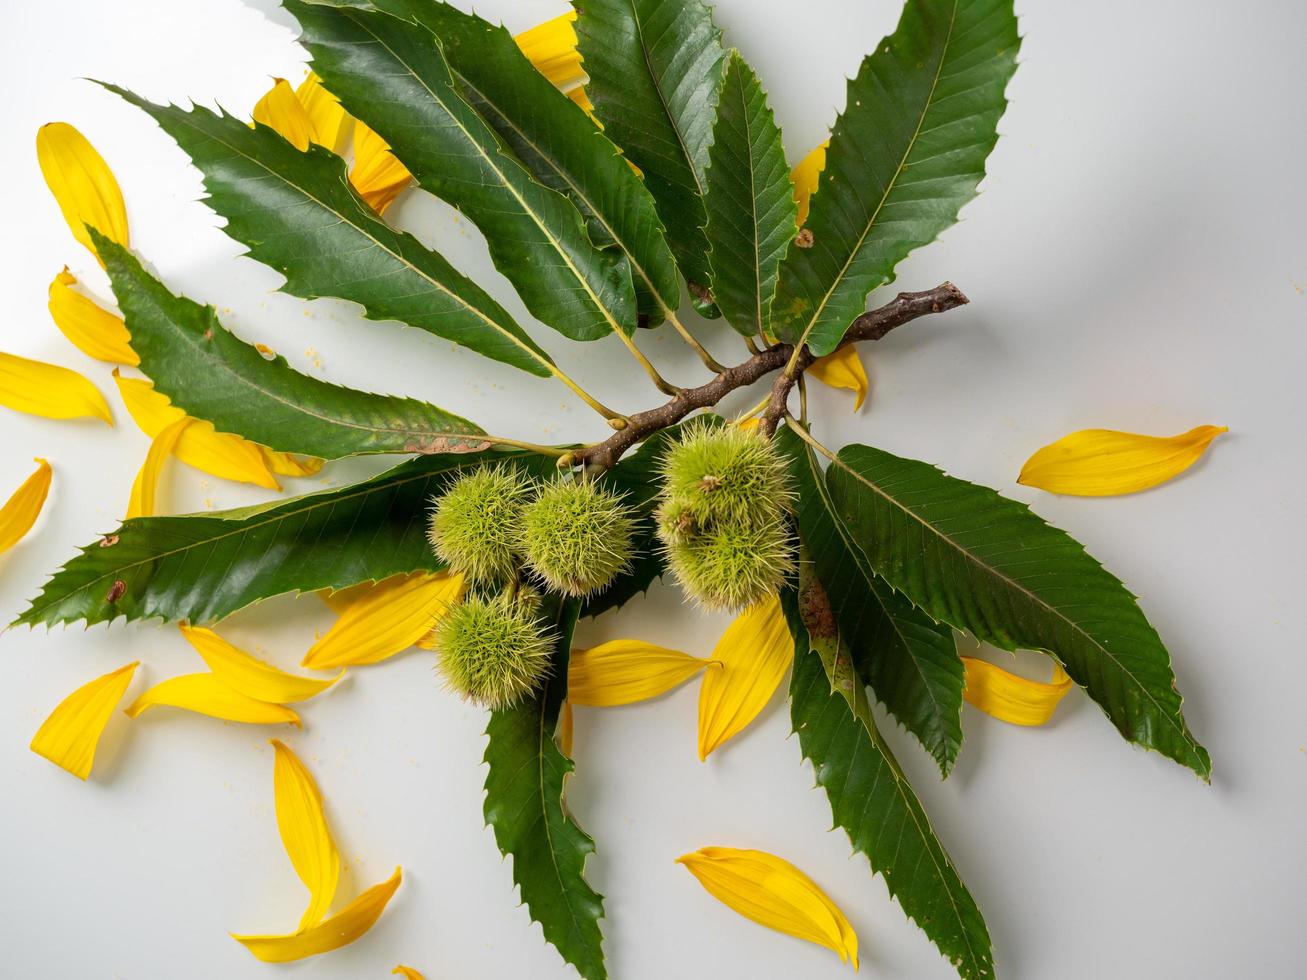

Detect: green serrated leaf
95,235,488,459
782,577,994,980
103,85,552,377
16,451,557,629
574,0,725,306
703,50,797,338
773,0,1019,355
778,425,963,775
284,0,637,343
826,443,1211,778
484,596,606,980
384,0,681,326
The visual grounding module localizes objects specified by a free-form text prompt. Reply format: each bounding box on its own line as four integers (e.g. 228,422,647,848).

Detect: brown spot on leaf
403,436,494,455
799,577,837,639
202,329,214,342
99,535,120,548
795,228,815,249
687,281,715,305
105,580,127,604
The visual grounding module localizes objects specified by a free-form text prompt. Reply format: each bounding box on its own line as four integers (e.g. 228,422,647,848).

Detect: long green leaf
783,576,993,980
772,0,1019,355
574,0,725,309
383,0,680,326
103,85,552,377
779,425,963,775
96,235,487,459
484,596,606,980
826,443,1211,778
16,451,557,629
284,0,637,343
703,50,797,338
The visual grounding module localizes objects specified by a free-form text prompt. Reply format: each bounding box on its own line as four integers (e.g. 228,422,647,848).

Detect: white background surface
2,1,1305,978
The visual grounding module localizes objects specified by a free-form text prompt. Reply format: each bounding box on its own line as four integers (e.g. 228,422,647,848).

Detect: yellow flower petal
48,268,138,365
270,739,341,931
677,847,858,969
303,571,465,669
124,674,301,726
697,595,794,760
515,12,586,92
0,458,53,554
0,351,113,424
393,967,427,980
569,639,719,707
30,661,138,780
351,122,412,214
232,866,403,963
808,346,868,412
264,450,326,478
252,78,314,152
180,625,341,703
36,122,129,259
559,699,574,757
791,142,828,228
296,72,354,155
962,656,1073,727
1017,425,1228,497
126,416,191,519
114,373,279,489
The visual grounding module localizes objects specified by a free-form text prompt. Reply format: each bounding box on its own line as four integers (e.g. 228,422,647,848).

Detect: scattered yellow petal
677,847,858,969
1017,425,1228,497
180,625,341,703
791,142,828,228
115,373,279,489
125,674,301,726
393,967,427,980
48,268,138,364
0,458,52,554
515,12,586,92
559,699,574,757
303,571,465,669
962,656,1073,727
808,346,868,412
252,78,314,152
36,122,129,260
351,122,412,214
30,661,138,780
263,449,326,478
0,351,113,424
296,72,354,155
271,739,341,931
697,595,793,760
232,866,403,963
126,416,191,519
569,639,719,707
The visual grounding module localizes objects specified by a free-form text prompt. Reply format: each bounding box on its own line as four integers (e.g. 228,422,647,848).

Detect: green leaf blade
484,597,607,980
104,86,552,377
773,0,1019,355
704,51,798,338
96,236,488,459
826,443,1211,778
284,0,638,343
574,0,725,306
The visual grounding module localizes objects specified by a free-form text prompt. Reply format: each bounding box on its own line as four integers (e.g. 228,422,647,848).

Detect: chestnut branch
574,282,969,470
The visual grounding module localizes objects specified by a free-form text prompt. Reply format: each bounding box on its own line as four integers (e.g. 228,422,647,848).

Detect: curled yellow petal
393,967,427,980
264,450,326,478
515,12,586,92
181,625,341,703
1,458,53,554
271,739,341,931
962,656,1073,727
351,122,412,214
303,571,465,669
252,78,314,152
296,72,354,155
126,416,191,519
124,674,301,726
697,595,793,760
115,373,279,489
30,661,138,780
569,639,719,707
808,346,868,412
48,268,137,364
677,847,858,969
232,866,403,963
1017,425,1228,497
36,122,129,258
791,142,828,228
0,351,113,424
